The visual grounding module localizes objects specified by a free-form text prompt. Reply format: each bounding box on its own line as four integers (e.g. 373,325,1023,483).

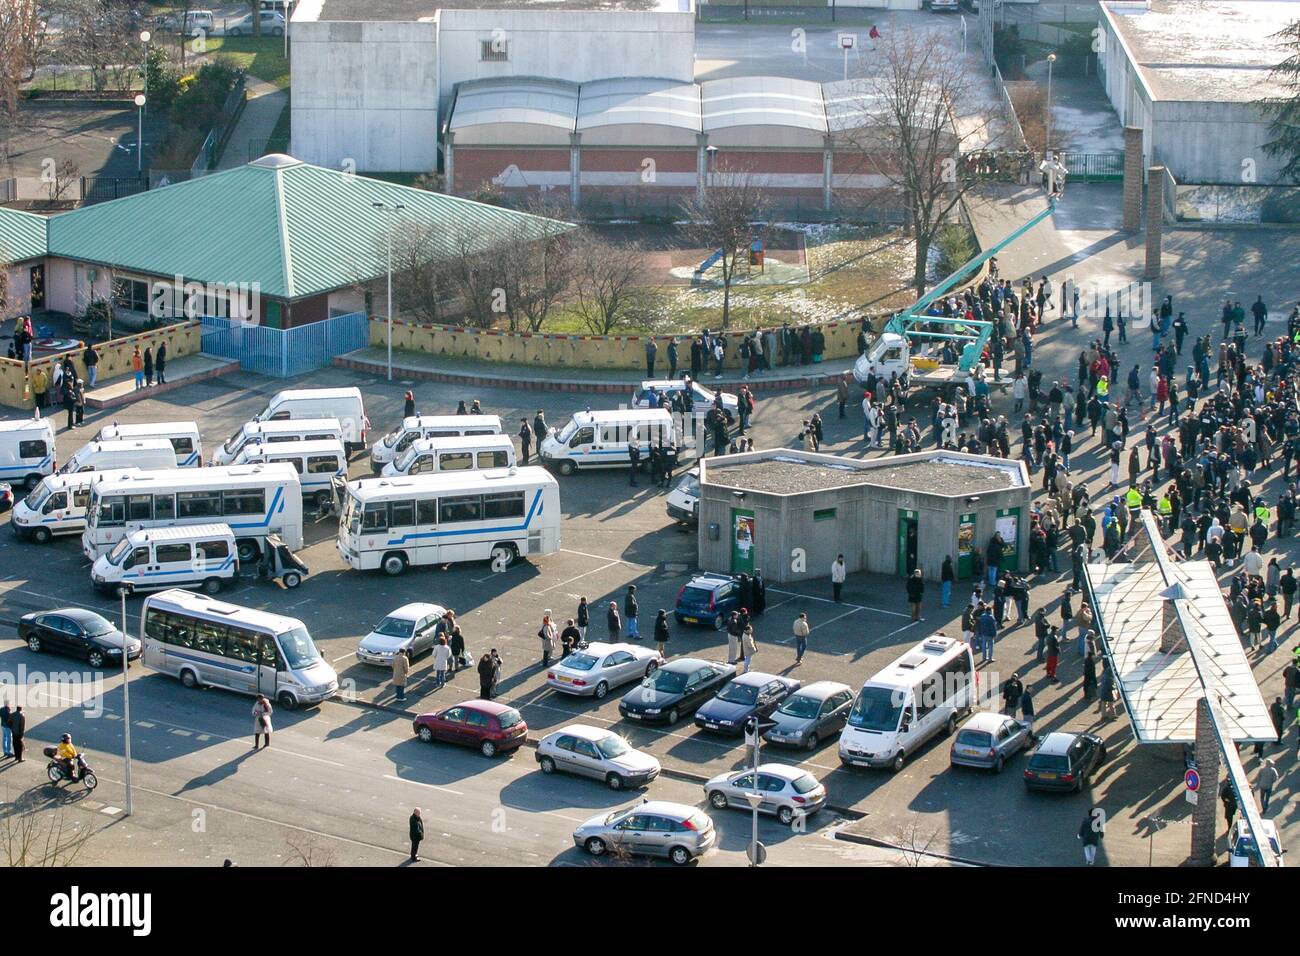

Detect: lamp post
1045,52,1057,157
705,145,718,188
743,717,766,867
118,586,134,817
134,94,146,174
139,30,151,163
372,201,406,381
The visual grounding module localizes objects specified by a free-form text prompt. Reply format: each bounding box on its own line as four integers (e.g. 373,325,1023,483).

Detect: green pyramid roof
0,207,49,264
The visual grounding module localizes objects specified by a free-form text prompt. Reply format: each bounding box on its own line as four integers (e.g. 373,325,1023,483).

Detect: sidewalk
84,354,240,409
216,76,286,169
335,347,861,394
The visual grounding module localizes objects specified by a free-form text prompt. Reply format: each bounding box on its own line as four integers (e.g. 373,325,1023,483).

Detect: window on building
112,278,151,314
480,38,508,62
814,508,837,522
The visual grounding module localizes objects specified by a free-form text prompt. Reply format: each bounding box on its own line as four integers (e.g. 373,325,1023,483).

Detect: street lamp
1045,52,1057,157
118,586,134,817
372,201,406,381
140,30,151,148
743,717,767,867
705,145,718,188
133,94,146,174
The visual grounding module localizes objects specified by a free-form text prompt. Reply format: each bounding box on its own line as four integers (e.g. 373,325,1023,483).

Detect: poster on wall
957,514,976,578
732,509,756,573
996,512,1019,566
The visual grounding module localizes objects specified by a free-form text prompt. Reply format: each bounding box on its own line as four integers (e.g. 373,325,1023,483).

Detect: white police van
91,524,239,595
539,409,677,477
11,469,141,543
0,418,56,490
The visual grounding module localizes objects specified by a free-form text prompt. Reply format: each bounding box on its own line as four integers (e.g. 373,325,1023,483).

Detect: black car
694,672,800,735
19,608,142,669
1023,731,1108,793
618,658,737,725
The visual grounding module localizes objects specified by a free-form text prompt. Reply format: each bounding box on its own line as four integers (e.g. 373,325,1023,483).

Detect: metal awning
1087,558,1275,744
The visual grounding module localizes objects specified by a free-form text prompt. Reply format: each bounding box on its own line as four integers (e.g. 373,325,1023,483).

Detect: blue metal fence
200,311,369,378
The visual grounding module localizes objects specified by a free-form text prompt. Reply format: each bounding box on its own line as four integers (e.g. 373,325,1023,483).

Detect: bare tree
50,0,140,93
1,792,92,866
838,30,986,294
681,162,771,329
569,231,655,335
248,0,263,37
281,832,338,867
0,246,12,318
444,226,506,329
493,197,575,333
378,219,453,325
893,821,941,868
0,0,43,115
47,158,80,201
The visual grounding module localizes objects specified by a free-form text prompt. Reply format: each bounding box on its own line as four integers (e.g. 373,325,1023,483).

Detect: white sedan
546,642,663,699
355,602,446,666
536,724,660,790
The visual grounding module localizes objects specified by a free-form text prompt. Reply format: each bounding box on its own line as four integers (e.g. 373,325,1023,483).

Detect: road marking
530,560,623,595
806,607,862,634
885,621,922,638
100,806,122,816
382,773,464,796
332,651,356,664
112,711,349,769
766,587,909,619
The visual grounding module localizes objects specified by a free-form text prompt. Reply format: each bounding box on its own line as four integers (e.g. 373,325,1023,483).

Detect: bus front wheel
381,552,408,577
489,544,516,570
277,691,298,710
179,669,200,689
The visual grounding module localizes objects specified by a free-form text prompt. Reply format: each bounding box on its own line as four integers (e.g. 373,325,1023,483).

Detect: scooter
43,747,98,791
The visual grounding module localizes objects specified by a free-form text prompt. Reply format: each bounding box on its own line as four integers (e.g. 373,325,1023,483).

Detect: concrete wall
2,261,36,322
291,20,439,172
1152,100,1283,186
373,316,868,371
0,321,201,409
44,257,114,318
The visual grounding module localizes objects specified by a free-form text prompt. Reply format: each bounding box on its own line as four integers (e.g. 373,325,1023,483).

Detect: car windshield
107,537,132,566
675,473,701,497
847,686,904,732
24,483,50,511
651,670,688,694
277,626,322,669
595,735,631,759
714,683,758,705
371,616,415,639
957,730,993,747
679,586,712,605
222,427,245,453
563,653,598,671
791,773,819,794
381,428,403,448
778,694,821,719
1028,753,1070,772
497,709,522,730
557,420,577,443
80,615,116,637
395,446,420,471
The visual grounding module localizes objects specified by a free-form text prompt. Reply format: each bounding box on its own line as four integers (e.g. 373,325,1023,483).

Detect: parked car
536,724,660,790
674,572,741,630
412,700,527,757
545,642,662,699
950,711,1031,773
618,657,736,725
704,764,827,825
355,602,446,666
630,379,737,424
225,11,284,35
764,680,854,750
0,481,12,514
1229,817,1285,867
572,801,715,865
19,608,141,669
694,671,800,735
1023,731,1108,792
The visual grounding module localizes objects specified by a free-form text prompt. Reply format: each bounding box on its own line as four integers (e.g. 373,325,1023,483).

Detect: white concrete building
290,0,696,173
1097,0,1293,185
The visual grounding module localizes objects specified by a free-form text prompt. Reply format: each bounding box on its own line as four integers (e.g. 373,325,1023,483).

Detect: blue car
694,672,801,735
674,573,741,631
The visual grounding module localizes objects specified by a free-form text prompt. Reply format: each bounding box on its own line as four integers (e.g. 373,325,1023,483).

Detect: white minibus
95,421,203,467
81,463,302,563
234,438,348,507
213,417,344,466
337,467,560,576
539,409,677,476
91,524,238,595
58,438,178,475
254,387,368,453
369,414,503,473
141,588,338,708
839,635,975,772
11,468,141,542
382,433,516,478
0,418,56,489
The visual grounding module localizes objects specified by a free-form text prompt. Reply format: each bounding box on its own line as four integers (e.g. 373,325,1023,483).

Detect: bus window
223,489,266,516
439,495,481,524
417,500,438,525
127,495,153,521
154,494,176,520
361,504,389,531
390,501,416,526
483,491,525,519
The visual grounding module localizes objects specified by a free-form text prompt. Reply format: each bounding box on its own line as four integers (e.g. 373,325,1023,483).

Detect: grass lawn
200,37,291,89
24,68,138,93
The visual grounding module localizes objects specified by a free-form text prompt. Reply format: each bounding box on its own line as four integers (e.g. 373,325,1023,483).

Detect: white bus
337,467,560,576
141,589,338,709
839,635,975,772
95,421,203,467
81,463,302,563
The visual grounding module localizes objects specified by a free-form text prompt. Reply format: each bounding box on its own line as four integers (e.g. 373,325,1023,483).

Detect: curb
830,826,988,866
333,356,848,395
85,360,241,410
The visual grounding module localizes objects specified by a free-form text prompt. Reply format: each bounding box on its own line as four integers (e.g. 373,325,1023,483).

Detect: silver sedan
704,763,827,826
572,801,716,865
546,642,662,698
537,724,661,790
949,711,1032,772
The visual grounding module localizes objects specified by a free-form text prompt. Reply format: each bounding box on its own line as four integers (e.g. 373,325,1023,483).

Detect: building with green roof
0,207,51,323
3,154,571,329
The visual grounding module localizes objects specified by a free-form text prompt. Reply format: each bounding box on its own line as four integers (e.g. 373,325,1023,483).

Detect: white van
839,635,975,772
96,421,203,467
255,388,368,454
11,468,141,543
91,524,239,596
539,409,677,476
235,438,348,506
58,438,178,476
382,433,516,478
369,414,504,473
213,417,344,466
0,418,56,490
665,468,700,526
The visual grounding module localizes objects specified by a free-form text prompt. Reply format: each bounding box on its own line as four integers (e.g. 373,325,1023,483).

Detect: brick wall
453,147,572,194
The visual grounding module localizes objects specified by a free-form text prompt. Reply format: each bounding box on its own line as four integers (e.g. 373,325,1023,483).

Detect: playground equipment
854,197,1058,392
690,236,766,286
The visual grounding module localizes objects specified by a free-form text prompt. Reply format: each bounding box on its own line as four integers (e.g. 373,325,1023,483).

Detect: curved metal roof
448,78,580,146
577,77,702,147
700,76,828,148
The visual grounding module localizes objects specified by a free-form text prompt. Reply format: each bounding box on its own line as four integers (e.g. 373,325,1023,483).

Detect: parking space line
805,607,862,635
382,773,464,796
885,621,922,638
530,560,623,596
767,587,910,619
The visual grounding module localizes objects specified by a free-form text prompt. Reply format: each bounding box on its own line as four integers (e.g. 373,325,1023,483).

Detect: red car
413,700,528,757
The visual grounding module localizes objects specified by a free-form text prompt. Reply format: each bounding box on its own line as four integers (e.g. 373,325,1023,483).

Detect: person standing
409,808,424,863
391,648,410,702
606,601,622,641
538,611,557,668
1257,758,1280,814
624,585,639,639
449,625,466,676
143,346,154,387
1045,625,1061,682
1269,696,1285,748
667,338,679,379
940,556,955,608
576,596,590,641
477,652,494,699
252,695,273,750
62,373,76,430
0,698,11,758
82,343,99,388
906,569,925,622
1082,649,1098,702
1078,808,1103,866
73,379,85,428
533,410,548,446
831,554,846,602
560,618,581,658
403,390,416,418
741,624,756,674
792,612,809,665
489,648,503,698
9,705,24,762
628,441,641,487
977,603,997,663
31,363,48,412
155,341,167,384
836,374,850,419
1001,673,1023,716
518,418,533,464
1220,779,1238,832
653,609,670,657
1020,685,1036,736
432,636,451,688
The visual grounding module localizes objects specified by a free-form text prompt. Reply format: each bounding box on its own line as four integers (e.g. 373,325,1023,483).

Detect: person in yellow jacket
1125,485,1142,515
55,732,80,779
1095,376,1109,399
1157,493,1173,534
30,364,48,412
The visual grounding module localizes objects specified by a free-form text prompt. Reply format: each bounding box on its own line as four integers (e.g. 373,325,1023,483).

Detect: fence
991,61,1028,149
81,175,148,205
189,73,248,174
200,311,369,378
1059,152,1124,182
0,179,13,203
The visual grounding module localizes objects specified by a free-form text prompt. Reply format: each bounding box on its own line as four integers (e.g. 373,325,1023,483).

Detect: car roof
792,680,852,699
961,712,1015,732
553,724,615,742
661,657,711,673
55,608,111,626
1036,732,1083,755
751,763,808,781
631,801,700,820
731,671,779,687
448,700,517,717
687,573,734,588
383,602,446,621
580,642,638,656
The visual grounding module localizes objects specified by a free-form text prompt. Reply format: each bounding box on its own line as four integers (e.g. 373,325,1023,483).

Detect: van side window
390,501,416,526
128,546,150,569
171,437,195,454
569,427,594,449
417,499,438,525
154,494,176,520
478,451,509,469
267,434,294,443
226,628,259,664
599,426,620,445
44,492,67,512
72,489,90,509
18,440,47,459
916,676,938,718
155,543,192,564
307,455,338,474
304,433,334,442
271,456,304,474
197,540,230,561
127,495,153,521
258,636,283,669
440,452,472,471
